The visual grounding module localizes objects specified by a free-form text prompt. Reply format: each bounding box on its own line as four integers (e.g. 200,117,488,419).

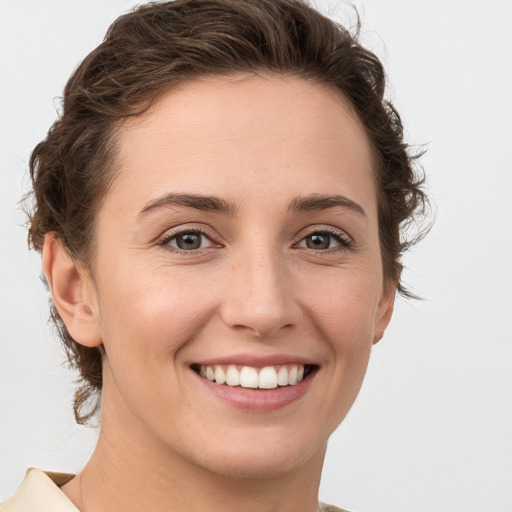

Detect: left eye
166,231,214,251
297,232,345,250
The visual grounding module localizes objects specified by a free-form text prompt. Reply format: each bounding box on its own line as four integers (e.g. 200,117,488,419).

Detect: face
80,74,395,478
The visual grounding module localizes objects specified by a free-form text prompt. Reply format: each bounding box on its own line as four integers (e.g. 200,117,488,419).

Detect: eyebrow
138,192,238,218
288,194,367,218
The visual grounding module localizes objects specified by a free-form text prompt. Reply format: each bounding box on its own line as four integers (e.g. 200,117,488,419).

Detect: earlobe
42,234,102,347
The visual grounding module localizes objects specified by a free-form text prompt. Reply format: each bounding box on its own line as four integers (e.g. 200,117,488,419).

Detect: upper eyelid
296,225,352,242
157,224,220,244
158,228,223,255
296,233,351,250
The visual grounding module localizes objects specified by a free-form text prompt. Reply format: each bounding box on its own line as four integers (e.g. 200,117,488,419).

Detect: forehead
109,73,377,216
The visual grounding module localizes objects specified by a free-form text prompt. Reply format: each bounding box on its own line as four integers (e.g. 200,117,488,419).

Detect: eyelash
158,225,352,254
294,227,353,252
158,226,221,253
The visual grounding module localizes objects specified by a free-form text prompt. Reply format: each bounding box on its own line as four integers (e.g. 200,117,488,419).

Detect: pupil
177,233,201,250
307,234,329,249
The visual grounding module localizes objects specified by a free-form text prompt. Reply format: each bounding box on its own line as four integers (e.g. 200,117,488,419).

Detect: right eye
163,230,217,251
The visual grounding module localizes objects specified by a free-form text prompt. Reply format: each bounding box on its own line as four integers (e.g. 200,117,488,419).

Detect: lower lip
193,370,316,411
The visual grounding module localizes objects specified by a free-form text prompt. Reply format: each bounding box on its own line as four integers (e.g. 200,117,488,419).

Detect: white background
1,1,511,511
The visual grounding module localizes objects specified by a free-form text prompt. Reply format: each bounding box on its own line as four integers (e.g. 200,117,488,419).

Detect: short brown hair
27,0,427,424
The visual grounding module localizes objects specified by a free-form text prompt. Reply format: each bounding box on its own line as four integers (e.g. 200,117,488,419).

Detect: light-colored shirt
0,468,78,511
0,468,350,512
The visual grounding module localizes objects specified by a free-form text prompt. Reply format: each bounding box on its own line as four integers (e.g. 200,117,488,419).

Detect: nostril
219,270,302,337
227,317,299,338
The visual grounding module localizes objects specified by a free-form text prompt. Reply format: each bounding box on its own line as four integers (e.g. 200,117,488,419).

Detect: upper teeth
199,364,305,389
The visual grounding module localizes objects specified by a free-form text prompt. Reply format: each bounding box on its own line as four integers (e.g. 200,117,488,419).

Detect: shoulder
320,503,353,512
0,468,78,512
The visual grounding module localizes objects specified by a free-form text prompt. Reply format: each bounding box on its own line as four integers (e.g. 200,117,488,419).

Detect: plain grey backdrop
1,1,511,511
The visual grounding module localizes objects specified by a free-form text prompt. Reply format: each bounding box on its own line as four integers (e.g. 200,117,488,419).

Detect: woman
1,0,426,510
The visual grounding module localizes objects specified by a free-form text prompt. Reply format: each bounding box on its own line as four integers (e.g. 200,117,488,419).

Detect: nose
220,249,302,338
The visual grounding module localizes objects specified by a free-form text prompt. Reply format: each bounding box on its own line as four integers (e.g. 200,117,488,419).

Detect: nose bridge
221,237,300,337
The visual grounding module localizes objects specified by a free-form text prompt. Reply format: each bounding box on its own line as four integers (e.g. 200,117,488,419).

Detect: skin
44,74,395,512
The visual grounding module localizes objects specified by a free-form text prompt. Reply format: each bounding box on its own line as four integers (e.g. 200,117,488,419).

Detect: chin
178,425,329,480
194,449,320,480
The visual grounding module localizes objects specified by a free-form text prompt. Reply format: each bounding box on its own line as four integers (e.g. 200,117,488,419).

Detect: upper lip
193,353,318,367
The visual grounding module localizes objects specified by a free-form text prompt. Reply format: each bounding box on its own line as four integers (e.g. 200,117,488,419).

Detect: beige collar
0,468,79,512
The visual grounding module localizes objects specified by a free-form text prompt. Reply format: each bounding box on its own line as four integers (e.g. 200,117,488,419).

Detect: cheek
303,269,381,341
301,269,379,394
97,267,219,368
96,272,217,421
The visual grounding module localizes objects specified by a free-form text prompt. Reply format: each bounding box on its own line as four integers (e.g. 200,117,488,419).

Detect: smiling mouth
192,364,318,390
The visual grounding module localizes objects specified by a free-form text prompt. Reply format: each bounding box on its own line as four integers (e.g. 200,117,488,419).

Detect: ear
42,234,102,347
373,279,396,345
